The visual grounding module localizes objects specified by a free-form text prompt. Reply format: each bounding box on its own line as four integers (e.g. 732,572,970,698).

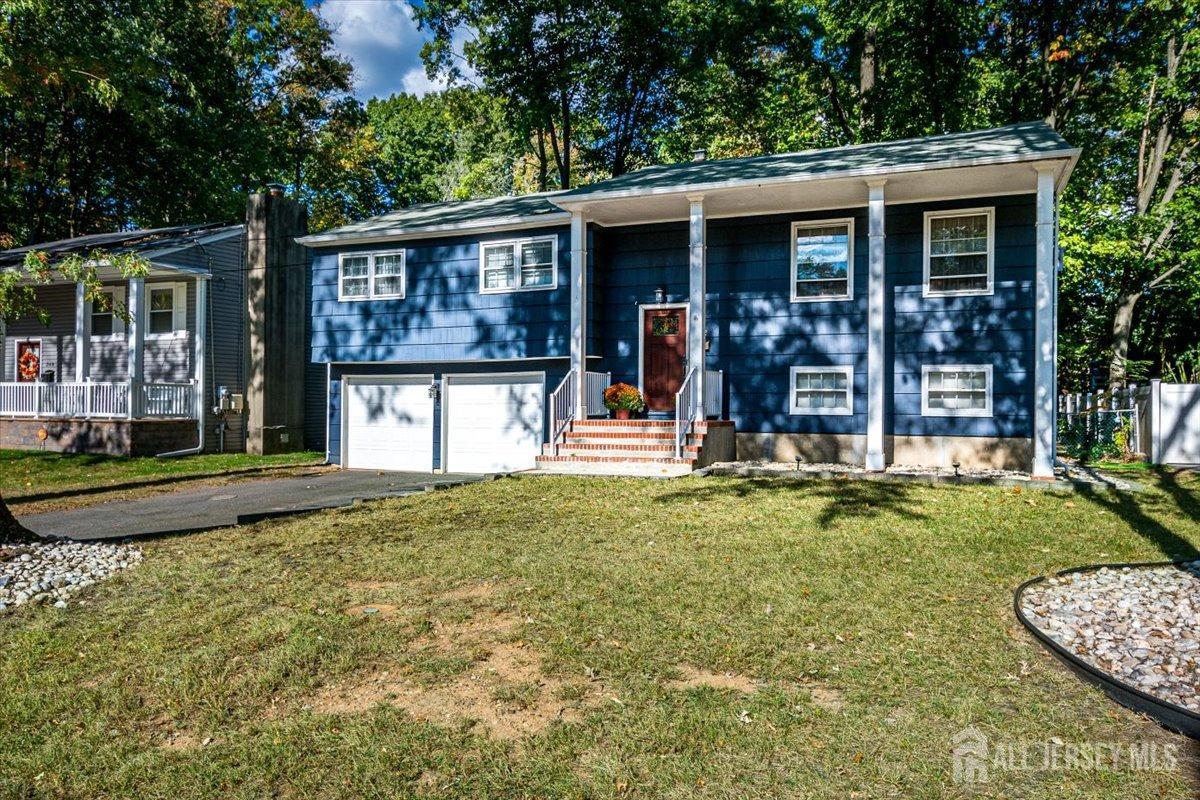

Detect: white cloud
316,0,450,100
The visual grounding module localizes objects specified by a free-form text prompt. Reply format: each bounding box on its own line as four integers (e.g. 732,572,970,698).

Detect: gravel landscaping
1021,563,1200,713
0,540,143,613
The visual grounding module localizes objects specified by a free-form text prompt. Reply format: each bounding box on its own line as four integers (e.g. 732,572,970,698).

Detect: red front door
642,307,687,412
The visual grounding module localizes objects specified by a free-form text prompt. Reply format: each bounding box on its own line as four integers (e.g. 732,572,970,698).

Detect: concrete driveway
18,470,485,541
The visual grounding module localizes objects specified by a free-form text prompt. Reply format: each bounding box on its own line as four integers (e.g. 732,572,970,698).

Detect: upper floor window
339,250,405,301
924,208,993,296
480,236,557,293
91,288,123,337
789,365,853,415
791,219,853,302
921,364,992,417
148,284,186,336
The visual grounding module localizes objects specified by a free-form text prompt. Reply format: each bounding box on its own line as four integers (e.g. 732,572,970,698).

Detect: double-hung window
338,250,406,301
791,219,853,301
924,208,993,296
921,365,992,417
91,289,119,337
789,366,854,415
480,236,557,293
147,283,186,337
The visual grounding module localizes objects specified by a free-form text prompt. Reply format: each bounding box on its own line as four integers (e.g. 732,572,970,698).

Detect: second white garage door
344,376,434,471
443,373,545,473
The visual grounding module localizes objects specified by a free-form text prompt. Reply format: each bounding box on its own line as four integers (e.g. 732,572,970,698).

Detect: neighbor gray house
0,191,322,456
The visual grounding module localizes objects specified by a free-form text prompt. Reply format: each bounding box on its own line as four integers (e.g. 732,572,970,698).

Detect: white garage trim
340,373,435,471
441,371,546,474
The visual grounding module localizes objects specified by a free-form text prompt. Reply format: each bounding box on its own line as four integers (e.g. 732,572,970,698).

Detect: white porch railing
675,367,702,458
585,370,611,417
0,380,196,419
704,368,723,419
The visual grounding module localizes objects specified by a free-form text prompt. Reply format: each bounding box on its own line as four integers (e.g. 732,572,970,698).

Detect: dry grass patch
667,665,759,693
308,601,592,740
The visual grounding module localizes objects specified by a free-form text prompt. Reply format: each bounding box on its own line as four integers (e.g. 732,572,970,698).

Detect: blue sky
309,0,456,100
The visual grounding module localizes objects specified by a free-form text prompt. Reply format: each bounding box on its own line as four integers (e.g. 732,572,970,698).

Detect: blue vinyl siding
887,195,1035,439
325,359,568,468
591,195,1034,440
310,226,572,364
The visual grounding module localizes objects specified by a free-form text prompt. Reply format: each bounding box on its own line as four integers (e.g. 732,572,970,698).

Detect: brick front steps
535,419,735,477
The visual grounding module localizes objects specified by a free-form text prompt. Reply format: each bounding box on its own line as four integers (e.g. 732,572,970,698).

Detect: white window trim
146,281,187,340
921,364,993,417
90,285,127,340
790,218,854,303
478,235,558,294
338,249,406,302
922,207,994,298
789,365,854,416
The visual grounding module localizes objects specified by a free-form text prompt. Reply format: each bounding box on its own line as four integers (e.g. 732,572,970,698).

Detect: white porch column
865,180,887,471
126,276,146,418
569,210,588,418
74,282,91,382
1033,166,1058,478
688,195,707,420
194,276,208,420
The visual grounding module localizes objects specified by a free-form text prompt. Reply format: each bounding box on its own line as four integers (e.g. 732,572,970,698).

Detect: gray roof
298,192,570,246
0,222,240,269
559,121,1075,201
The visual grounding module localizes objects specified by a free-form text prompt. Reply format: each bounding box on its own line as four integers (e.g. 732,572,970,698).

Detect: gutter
296,213,572,248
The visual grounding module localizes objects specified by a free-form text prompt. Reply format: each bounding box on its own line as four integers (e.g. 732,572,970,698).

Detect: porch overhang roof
551,124,1079,225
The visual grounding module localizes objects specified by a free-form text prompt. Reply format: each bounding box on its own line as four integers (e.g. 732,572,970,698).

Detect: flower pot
614,408,631,420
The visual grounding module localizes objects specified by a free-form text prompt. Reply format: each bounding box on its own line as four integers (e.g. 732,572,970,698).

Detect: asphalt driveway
18,470,484,541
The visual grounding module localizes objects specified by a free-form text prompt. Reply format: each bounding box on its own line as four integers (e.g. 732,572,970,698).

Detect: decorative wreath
17,348,40,381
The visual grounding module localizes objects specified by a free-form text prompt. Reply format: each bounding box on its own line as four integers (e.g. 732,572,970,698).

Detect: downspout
158,273,210,458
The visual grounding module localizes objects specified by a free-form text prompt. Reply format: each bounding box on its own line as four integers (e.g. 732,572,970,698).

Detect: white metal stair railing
704,368,723,419
549,372,578,456
674,367,701,458
585,370,612,417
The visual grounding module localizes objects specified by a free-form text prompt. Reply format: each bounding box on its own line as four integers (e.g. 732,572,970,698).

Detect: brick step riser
552,445,700,458
560,437,704,448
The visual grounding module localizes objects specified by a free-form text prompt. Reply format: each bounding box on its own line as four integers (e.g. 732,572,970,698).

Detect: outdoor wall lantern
428,380,440,401
654,286,666,304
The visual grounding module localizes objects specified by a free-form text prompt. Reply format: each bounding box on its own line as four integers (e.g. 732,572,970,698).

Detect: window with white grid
480,236,557,293
338,250,405,301
924,208,993,296
789,366,853,415
921,365,992,417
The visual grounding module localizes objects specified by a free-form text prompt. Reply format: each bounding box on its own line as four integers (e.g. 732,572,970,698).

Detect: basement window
924,208,993,296
338,250,406,301
789,366,853,415
480,236,557,293
922,365,992,417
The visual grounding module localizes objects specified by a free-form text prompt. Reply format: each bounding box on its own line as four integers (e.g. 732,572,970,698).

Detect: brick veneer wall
0,418,197,456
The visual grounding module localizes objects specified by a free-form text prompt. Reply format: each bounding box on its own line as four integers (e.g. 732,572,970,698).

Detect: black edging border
1014,561,1200,740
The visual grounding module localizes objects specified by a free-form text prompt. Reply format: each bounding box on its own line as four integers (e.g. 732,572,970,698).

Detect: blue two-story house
299,122,1078,478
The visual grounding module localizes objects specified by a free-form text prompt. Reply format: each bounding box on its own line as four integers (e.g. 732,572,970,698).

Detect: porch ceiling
557,158,1075,227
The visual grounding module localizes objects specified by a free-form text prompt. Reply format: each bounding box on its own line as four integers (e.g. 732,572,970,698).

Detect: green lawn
1,449,325,511
2,471,1198,798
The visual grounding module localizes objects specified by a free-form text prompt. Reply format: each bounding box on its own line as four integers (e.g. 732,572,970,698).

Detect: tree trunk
859,26,877,137
0,491,36,544
1108,289,1141,389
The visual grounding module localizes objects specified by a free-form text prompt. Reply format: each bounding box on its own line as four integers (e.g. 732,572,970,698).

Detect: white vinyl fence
1059,380,1200,466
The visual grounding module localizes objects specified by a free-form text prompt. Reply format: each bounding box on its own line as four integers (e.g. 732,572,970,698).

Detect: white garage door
444,374,545,473
344,376,434,471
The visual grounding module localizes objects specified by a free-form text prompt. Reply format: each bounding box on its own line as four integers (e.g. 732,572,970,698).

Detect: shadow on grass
1150,467,1200,525
653,476,929,529
1075,471,1200,562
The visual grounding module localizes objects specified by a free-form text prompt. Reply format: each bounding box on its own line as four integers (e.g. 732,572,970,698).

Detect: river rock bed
0,540,143,613
1021,563,1200,713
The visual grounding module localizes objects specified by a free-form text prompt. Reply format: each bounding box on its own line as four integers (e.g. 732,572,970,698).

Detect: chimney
244,190,308,455
692,148,707,162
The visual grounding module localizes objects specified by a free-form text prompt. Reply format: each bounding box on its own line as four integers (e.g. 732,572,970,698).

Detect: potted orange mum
603,382,645,420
